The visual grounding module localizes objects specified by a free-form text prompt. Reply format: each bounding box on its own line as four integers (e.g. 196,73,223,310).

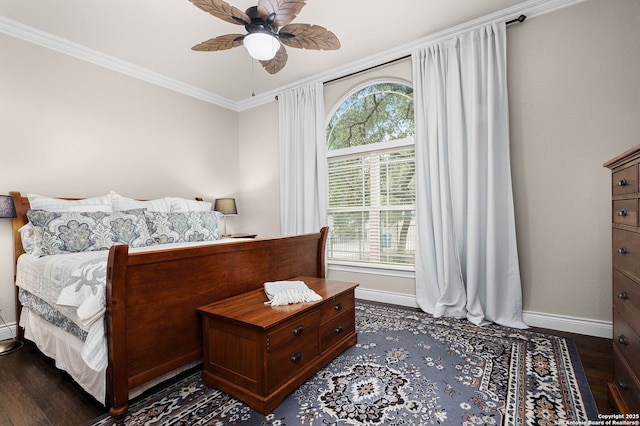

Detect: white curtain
278,81,328,235
413,23,527,328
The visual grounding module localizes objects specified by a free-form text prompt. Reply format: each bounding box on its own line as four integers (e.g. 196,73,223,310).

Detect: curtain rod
277,15,527,97
323,15,526,86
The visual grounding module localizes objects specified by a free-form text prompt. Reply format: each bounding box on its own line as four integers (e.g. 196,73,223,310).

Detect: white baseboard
522,310,612,339
355,288,612,339
355,288,420,309
0,324,17,341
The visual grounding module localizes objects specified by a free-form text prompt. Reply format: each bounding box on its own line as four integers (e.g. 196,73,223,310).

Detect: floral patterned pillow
144,211,223,244
27,209,155,256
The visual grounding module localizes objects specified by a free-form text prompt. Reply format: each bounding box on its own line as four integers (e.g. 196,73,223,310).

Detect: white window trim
328,260,416,279
327,136,414,159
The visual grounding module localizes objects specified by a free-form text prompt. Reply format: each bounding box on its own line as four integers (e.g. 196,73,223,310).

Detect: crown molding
1,0,585,113
0,16,238,111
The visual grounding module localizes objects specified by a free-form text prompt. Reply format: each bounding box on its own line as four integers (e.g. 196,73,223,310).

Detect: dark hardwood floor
0,327,613,425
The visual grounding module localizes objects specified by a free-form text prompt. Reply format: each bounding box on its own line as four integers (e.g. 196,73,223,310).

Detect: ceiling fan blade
191,34,245,51
188,0,250,25
259,45,288,74
257,0,306,27
279,23,340,50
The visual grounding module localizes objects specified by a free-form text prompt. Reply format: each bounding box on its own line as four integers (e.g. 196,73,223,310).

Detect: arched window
326,80,415,267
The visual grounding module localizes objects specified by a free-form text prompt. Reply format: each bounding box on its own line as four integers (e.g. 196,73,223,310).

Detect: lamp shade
214,198,237,215
243,32,280,61
0,195,16,219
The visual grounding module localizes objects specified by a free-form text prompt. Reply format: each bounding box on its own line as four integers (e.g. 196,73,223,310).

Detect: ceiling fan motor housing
245,6,278,37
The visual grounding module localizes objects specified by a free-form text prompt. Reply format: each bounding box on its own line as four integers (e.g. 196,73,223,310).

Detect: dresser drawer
613,228,640,278
320,307,356,353
613,199,638,226
613,270,640,336
267,331,319,391
613,165,637,196
320,291,355,323
613,350,640,411
613,312,640,379
267,310,319,351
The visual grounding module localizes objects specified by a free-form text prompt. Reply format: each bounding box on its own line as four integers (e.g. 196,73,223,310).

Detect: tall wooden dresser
604,145,640,414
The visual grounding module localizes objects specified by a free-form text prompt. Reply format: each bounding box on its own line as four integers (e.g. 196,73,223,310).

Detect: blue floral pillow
27,209,156,256
144,211,223,244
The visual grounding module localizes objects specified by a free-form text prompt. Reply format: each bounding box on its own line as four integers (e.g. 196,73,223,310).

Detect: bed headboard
10,191,30,266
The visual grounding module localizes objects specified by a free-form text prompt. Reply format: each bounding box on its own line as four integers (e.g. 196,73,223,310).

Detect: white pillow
167,197,212,212
18,223,36,254
28,193,112,212
110,192,171,212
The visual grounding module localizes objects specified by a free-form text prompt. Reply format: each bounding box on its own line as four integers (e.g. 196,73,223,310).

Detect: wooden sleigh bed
9,191,328,423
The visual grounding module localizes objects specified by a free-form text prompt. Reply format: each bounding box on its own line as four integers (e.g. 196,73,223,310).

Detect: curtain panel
278,81,328,236
412,23,527,328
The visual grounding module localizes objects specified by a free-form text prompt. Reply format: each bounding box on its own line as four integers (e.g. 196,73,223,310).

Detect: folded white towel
263,280,322,306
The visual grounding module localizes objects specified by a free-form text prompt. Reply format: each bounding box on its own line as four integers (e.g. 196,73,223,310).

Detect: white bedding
16,238,250,373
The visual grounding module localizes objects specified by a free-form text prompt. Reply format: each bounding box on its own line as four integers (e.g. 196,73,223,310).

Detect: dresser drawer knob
292,325,304,335
618,380,628,390
618,291,628,299
334,303,343,311
618,178,628,186
618,209,628,217
618,335,629,345
618,247,628,255
290,352,302,363
335,325,343,334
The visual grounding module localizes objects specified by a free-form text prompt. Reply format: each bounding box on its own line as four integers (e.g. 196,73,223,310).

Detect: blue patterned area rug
87,302,598,425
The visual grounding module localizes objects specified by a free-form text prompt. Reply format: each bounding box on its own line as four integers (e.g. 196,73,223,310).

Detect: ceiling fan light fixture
243,32,280,60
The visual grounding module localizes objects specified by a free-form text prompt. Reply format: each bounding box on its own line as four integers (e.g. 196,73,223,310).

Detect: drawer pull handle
290,352,302,363
618,247,628,255
292,326,304,335
618,291,628,299
618,209,628,217
618,335,629,345
335,325,343,334
618,380,628,390
335,303,343,311
618,178,628,186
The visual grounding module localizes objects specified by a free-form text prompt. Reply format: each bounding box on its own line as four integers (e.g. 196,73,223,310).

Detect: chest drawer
613,270,640,336
613,350,640,411
267,330,319,391
320,291,355,323
613,312,640,380
613,228,640,278
268,310,319,351
613,199,638,227
320,307,356,353
613,165,637,196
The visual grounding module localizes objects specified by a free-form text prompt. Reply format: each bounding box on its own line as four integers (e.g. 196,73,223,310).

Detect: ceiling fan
188,0,340,74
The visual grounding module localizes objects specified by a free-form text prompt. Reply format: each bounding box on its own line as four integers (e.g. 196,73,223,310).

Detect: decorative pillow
144,211,223,244
18,223,37,255
110,192,171,212
28,193,112,212
27,209,155,256
167,197,212,212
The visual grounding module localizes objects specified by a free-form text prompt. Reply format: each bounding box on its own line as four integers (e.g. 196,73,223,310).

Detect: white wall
0,33,239,327
237,101,281,238
508,0,640,328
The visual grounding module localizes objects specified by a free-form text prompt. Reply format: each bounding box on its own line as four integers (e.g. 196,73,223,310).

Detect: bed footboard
106,228,328,422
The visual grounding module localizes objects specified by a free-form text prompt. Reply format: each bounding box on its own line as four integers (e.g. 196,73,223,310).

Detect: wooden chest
197,276,358,414
605,146,640,413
